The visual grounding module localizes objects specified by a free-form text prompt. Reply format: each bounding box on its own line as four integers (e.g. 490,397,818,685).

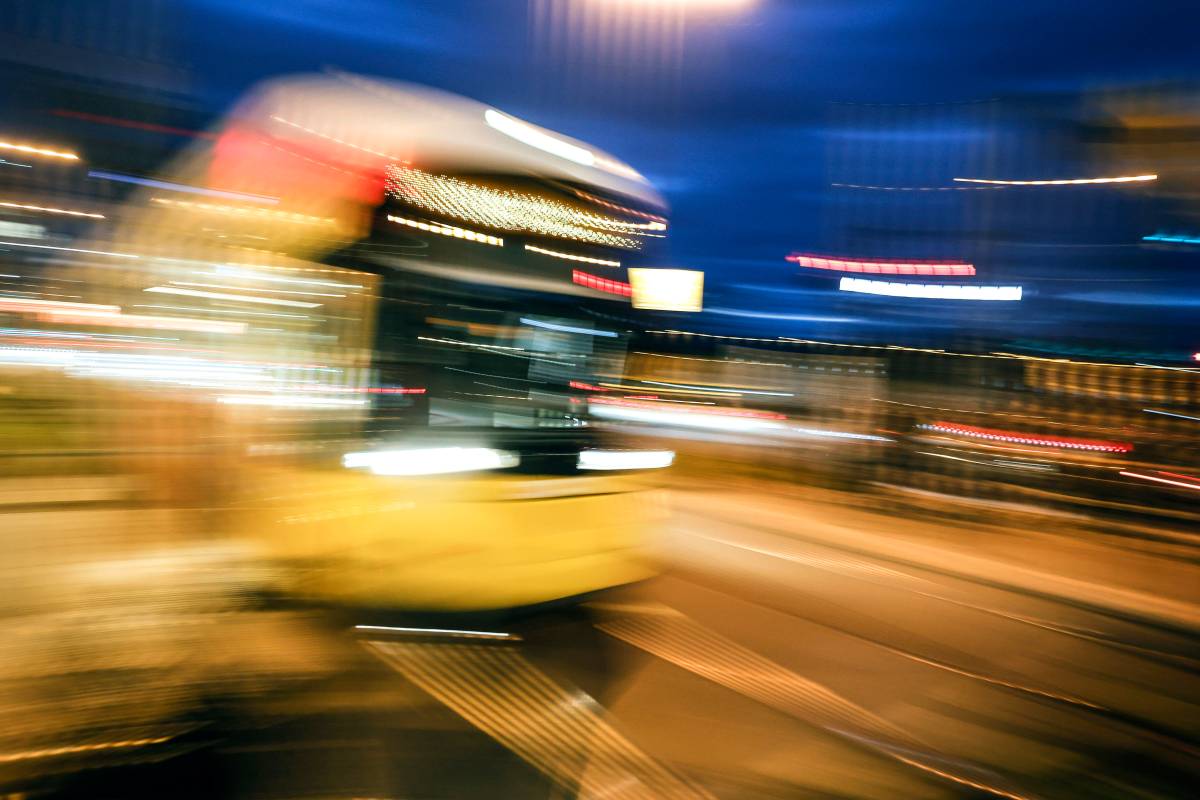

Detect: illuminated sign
628,268,704,312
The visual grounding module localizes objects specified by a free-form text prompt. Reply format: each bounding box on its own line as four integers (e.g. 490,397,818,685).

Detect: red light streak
923,421,1133,453
51,109,217,140
363,387,426,395
569,380,610,392
787,253,976,277
572,270,632,297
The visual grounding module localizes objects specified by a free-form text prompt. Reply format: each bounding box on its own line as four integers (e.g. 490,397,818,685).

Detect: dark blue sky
176,0,1200,348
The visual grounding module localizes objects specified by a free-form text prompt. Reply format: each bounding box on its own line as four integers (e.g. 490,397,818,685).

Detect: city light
788,254,975,277
839,277,1023,301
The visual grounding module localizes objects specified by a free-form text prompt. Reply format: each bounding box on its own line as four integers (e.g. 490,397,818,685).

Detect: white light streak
640,379,793,397
0,201,103,219
0,241,138,259
525,244,621,267
1142,408,1200,423
343,447,519,476
170,281,345,298
213,265,363,289
839,277,1022,301
578,449,675,471
144,286,321,308
354,625,516,640
953,174,1157,186
218,394,366,409
485,109,595,167
520,317,618,338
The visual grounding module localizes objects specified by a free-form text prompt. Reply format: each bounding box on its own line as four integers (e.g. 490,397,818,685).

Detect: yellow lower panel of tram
233,469,663,611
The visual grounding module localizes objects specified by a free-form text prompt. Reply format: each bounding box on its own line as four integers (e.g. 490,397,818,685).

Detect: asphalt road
588,486,1200,799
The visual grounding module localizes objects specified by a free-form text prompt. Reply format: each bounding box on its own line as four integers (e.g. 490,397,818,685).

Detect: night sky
176,1,1200,350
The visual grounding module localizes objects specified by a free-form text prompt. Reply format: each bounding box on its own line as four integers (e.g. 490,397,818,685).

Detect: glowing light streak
150,197,333,225
170,280,345,298
0,240,138,259
640,379,793,397
788,254,975,277
0,737,172,764
525,244,620,267
578,449,675,471
569,380,610,392
387,214,502,246
953,174,1157,186
37,308,247,334
1142,408,1200,423
484,108,594,166
832,182,1003,192
1134,362,1200,373
920,422,1132,453
520,317,618,338
1119,471,1200,492
1142,233,1200,245
0,297,120,315
0,140,78,161
570,188,667,222
211,265,363,289
839,277,1022,301
218,394,366,409
144,286,321,308
0,200,103,219
355,624,516,640
87,170,278,204
133,303,311,320
573,270,632,297
343,447,519,476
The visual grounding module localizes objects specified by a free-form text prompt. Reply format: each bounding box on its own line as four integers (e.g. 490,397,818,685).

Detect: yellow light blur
628,268,704,312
